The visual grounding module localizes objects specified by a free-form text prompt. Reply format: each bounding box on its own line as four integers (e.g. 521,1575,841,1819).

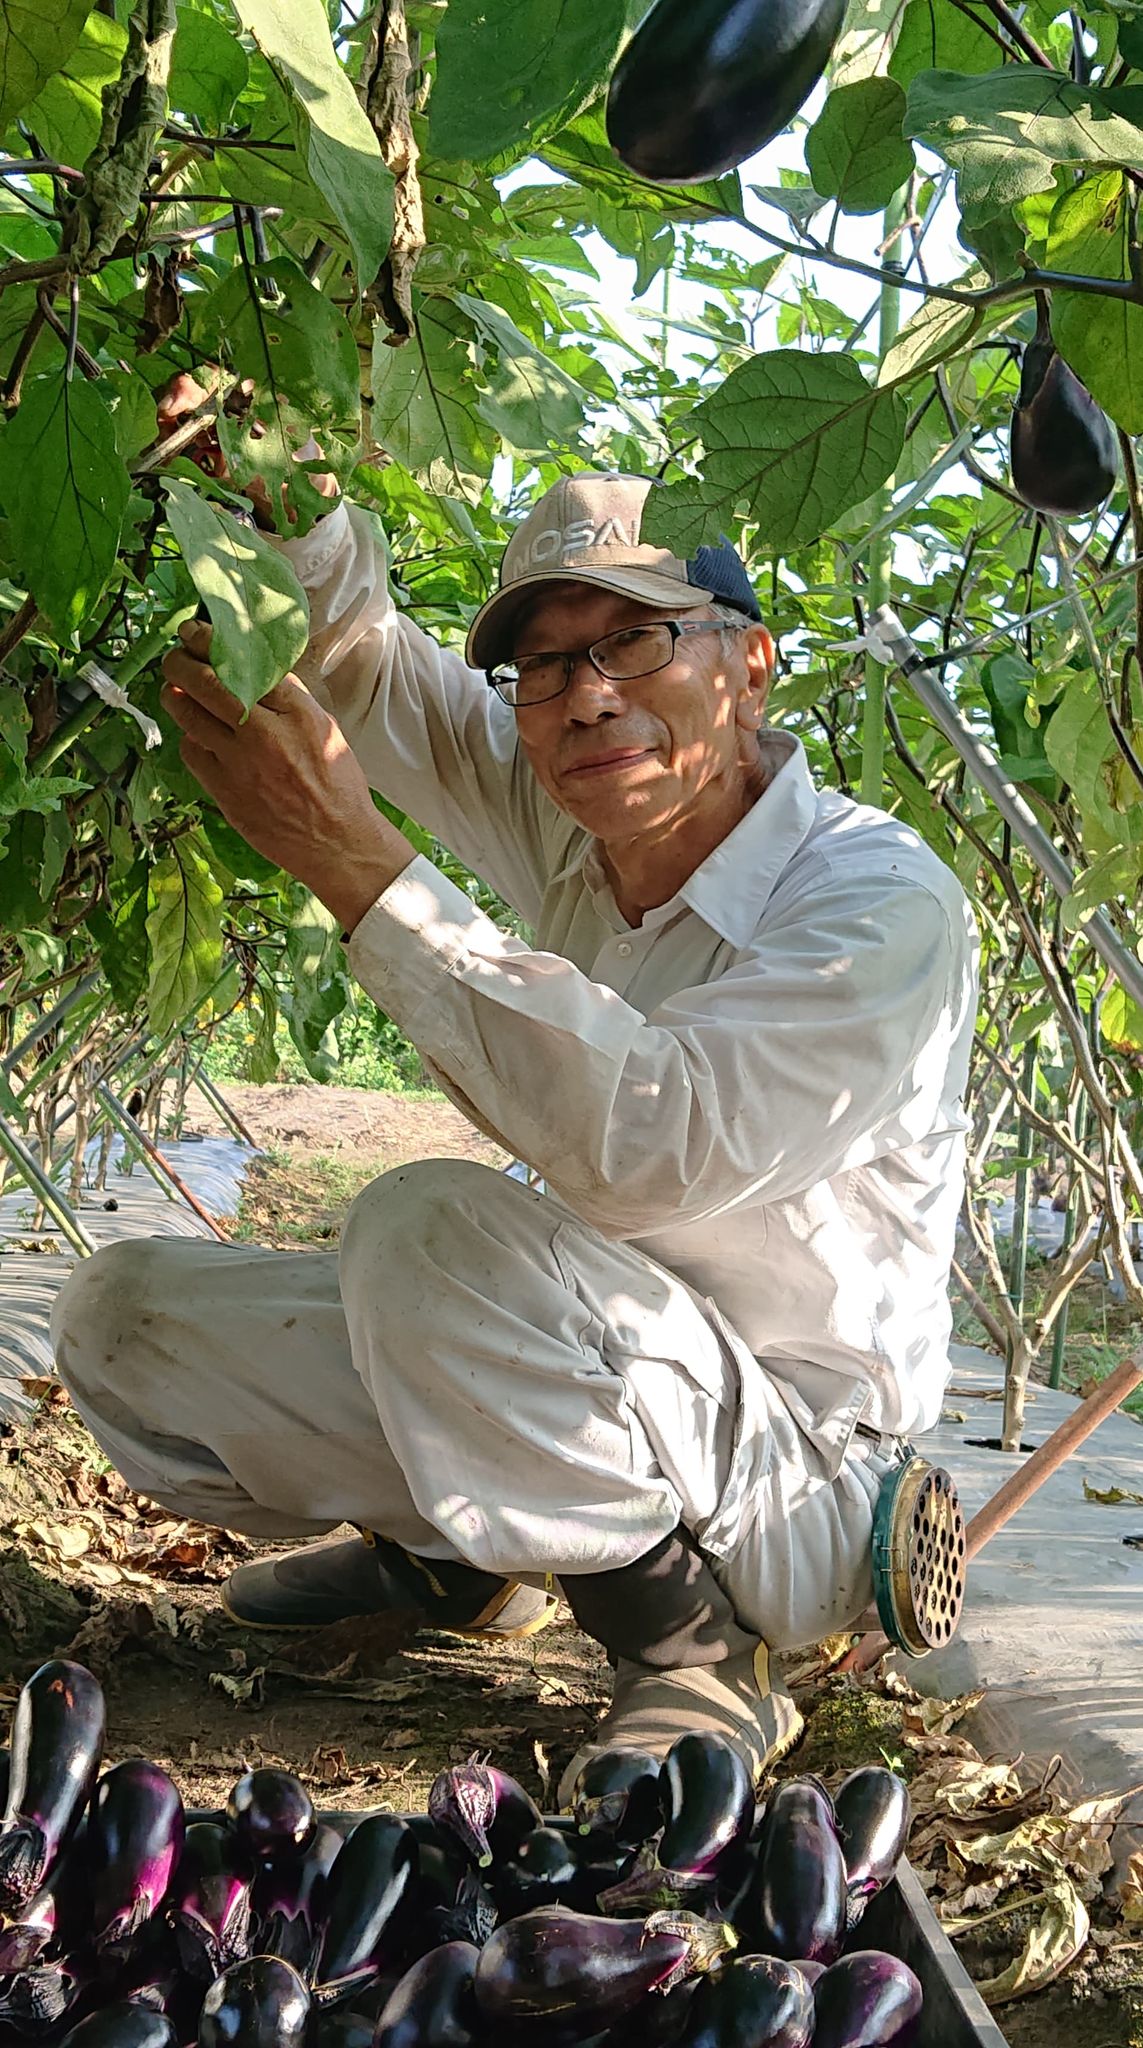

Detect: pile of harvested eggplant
0,1660,921,2045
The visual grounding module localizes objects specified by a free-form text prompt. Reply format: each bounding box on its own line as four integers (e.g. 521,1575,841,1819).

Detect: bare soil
0,1079,1136,2044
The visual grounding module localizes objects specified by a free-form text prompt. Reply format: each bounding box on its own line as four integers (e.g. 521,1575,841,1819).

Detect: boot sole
218,1585,561,1641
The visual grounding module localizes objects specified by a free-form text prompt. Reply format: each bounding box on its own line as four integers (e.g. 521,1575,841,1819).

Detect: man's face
508,582,775,841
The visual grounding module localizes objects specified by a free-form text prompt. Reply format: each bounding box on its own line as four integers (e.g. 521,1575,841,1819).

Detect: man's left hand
161,620,416,935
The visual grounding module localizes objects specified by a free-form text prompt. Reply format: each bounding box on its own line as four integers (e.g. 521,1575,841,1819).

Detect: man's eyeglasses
487,618,751,710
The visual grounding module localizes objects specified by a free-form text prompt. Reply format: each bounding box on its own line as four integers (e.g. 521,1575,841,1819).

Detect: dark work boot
557,1528,802,1807
221,1531,559,1640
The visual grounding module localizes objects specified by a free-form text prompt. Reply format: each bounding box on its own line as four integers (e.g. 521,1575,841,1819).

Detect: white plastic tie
77,661,162,750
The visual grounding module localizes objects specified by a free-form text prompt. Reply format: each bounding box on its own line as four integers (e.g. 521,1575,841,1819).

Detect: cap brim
466,567,714,671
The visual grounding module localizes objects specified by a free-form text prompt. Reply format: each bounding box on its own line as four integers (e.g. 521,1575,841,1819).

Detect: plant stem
861,190,905,806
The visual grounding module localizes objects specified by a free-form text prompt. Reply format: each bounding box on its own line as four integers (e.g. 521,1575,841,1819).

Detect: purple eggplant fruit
1011,311,1118,517
252,1822,342,1976
658,1733,754,1874
601,1974,700,2048
428,1757,541,1869
570,1749,662,1849
89,1760,185,1956
227,1771,314,1859
199,1956,311,2048
167,1823,253,1983
0,1872,60,1973
61,2006,177,2048
812,1951,923,2048
473,1906,736,2040
493,1826,584,1917
833,1769,911,1923
313,1815,419,2007
305,2013,373,2048
373,1941,479,2048
796,1959,826,1986
746,1781,846,1966
0,1660,105,1912
677,1955,815,2048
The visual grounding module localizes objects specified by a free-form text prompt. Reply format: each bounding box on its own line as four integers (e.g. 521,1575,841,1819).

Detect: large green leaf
1047,172,1143,435
904,68,1143,225
0,0,92,132
282,879,350,1081
878,279,986,387
371,300,497,502
887,0,998,87
456,291,590,453
20,12,127,163
170,1,248,127
145,836,224,1038
1043,670,1142,849
1,372,131,638
230,0,393,282
540,110,744,225
979,652,1060,797
88,855,150,1014
163,478,310,714
429,0,628,165
806,80,915,216
645,352,907,554
205,256,360,431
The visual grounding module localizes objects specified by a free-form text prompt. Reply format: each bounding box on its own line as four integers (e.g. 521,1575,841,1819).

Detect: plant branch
0,595,39,663
981,0,1053,67
951,1253,1010,1353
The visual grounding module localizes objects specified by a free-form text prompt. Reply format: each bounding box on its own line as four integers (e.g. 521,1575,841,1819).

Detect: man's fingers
161,683,233,755
162,643,245,730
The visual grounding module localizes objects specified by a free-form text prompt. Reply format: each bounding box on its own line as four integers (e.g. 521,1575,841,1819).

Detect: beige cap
466,472,714,670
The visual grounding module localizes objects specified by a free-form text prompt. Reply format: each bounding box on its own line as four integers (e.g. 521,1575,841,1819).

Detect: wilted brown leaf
1120,1851,1143,1928
945,1879,1089,2004
1083,1480,1143,1507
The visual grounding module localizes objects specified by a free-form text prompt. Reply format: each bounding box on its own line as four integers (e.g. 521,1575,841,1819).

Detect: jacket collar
581,734,819,948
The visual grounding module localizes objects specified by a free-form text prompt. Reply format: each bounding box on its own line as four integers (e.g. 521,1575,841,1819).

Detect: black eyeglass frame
486,616,753,709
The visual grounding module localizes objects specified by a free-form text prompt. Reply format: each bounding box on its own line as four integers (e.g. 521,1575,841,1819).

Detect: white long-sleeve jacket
279,500,980,1467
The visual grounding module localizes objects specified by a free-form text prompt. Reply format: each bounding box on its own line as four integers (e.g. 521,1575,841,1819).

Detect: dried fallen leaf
946,1879,1089,2005
1120,1851,1143,1929
903,1689,986,1739
210,1667,265,1706
1082,1479,1143,1507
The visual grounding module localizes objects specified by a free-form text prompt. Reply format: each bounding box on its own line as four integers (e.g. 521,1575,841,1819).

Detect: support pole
94,1085,230,1241
192,1070,258,1148
0,1112,97,1256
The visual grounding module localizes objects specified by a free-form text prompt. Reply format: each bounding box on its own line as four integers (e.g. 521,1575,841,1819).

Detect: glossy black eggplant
0,1659,105,1912
373,1941,479,2048
833,1769,911,1921
167,1823,254,1983
227,1771,315,1859
658,1733,754,1874
601,1974,699,2048
812,1951,923,2048
60,2006,177,2048
428,1757,541,1869
199,1956,311,2048
677,1954,815,2048
473,1906,735,2040
252,1822,342,1976
606,0,847,184
570,1749,662,1850
745,1780,847,1965
313,1815,419,2006
304,2012,373,2048
1011,314,1118,517
89,1760,186,1956
493,1826,585,1917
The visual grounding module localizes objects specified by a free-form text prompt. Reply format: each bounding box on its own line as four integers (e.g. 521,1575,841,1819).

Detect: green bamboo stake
861,189,907,807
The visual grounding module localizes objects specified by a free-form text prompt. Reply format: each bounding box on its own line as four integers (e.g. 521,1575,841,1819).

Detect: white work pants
51,1159,892,1651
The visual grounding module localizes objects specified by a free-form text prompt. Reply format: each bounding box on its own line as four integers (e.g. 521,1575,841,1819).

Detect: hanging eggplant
832,1769,911,1924
606,0,848,184
373,1941,480,2048
198,1957,310,2048
89,1761,186,1957
473,1906,735,2040
428,1759,541,1870
743,1781,847,1965
0,1660,106,1912
227,1771,315,1860
61,2006,178,2048
1011,300,1118,516
251,1822,342,1975
677,1954,816,2048
166,1824,254,1983
313,1815,419,2007
811,1951,923,2048
568,1749,662,1850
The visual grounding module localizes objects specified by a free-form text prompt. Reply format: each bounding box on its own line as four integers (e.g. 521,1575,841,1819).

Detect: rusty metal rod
95,1084,230,1243
842,1347,1143,1674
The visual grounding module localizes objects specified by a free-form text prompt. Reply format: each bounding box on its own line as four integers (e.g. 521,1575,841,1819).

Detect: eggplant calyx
643,1910,737,1991
311,1966,379,2013
0,1824,47,1911
428,1762,496,1868
94,1890,154,1956
598,1863,717,1916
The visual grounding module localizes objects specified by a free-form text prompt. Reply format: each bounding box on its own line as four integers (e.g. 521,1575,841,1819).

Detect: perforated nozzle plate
871,1457,967,1657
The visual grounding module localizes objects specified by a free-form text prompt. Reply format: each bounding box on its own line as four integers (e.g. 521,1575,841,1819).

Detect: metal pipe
94,1085,230,1241
0,1111,97,1256
842,1345,1143,1672
1,972,102,1074
869,605,1143,1014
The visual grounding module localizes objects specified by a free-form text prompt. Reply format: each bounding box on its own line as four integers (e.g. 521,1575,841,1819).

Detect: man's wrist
319,841,418,939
